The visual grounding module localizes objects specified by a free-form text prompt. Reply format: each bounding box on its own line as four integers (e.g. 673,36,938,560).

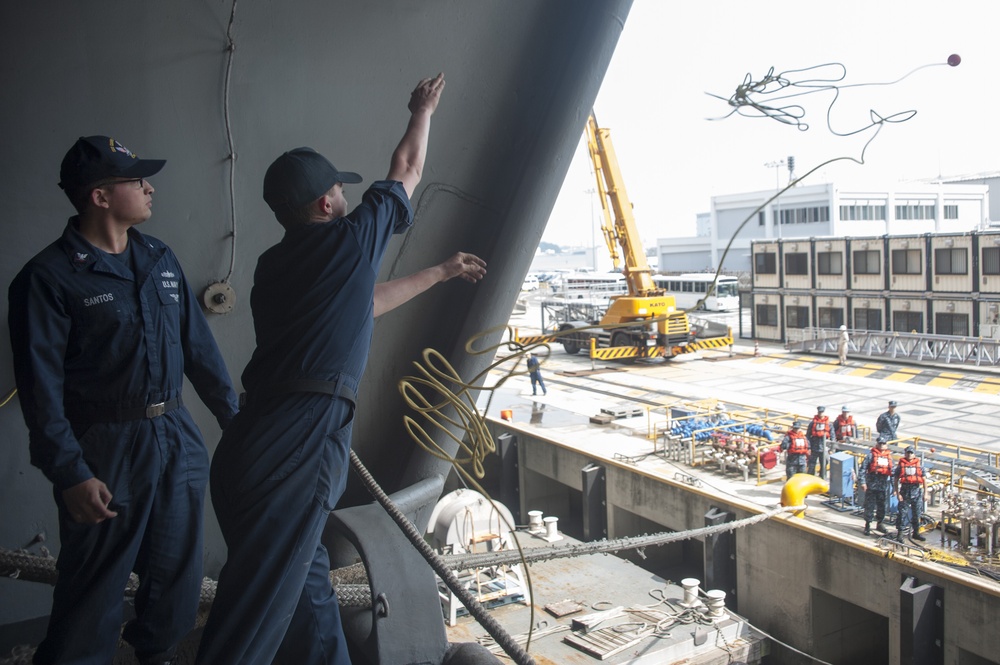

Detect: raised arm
387,73,446,198
374,251,486,317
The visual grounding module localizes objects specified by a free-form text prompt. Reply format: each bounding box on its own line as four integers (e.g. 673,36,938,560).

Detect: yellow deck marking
926,377,958,388
885,372,917,383
973,382,1000,395
848,368,877,377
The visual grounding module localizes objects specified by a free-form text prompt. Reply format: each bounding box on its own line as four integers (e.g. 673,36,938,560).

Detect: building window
756,304,778,326
934,247,968,275
895,204,936,220
817,252,843,275
755,252,777,274
777,206,831,225
983,247,1000,276
839,204,886,221
758,211,765,226
853,250,880,275
785,252,808,275
891,248,922,275
892,311,923,333
854,308,882,331
935,312,969,336
817,307,844,328
786,306,809,328
944,204,958,219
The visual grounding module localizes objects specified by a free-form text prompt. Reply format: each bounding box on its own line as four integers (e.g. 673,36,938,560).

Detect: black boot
863,522,871,535
875,521,887,533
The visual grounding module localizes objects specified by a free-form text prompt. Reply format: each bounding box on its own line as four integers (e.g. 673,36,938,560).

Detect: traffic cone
754,341,760,357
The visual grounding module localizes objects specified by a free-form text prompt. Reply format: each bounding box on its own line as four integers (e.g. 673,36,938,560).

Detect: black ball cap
263,147,362,213
59,136,164,190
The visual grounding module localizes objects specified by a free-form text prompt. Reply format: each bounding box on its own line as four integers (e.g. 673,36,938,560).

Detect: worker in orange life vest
893,446,927,541
780,420,810,480
833,405,856,445
860,436,893,535
807,406,830,479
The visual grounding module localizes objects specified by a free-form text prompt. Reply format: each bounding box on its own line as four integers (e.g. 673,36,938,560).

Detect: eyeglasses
95,177,147,190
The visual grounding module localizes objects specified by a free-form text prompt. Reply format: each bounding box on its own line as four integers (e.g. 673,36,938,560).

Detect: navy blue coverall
8,219,237,665
876,409,900,441
197,181,412,665
527,355,546,395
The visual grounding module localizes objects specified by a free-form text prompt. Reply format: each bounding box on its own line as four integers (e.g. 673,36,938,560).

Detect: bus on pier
653,273,740,312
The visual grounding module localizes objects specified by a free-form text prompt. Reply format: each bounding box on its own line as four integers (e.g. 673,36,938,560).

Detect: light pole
585,187,598,270
765,160,785,238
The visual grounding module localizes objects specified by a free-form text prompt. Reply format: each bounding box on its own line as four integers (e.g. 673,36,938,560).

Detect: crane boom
584,113,660,297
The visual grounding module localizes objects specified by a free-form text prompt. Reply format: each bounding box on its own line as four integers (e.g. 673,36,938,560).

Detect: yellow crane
518,113,732,360
582,112,692,356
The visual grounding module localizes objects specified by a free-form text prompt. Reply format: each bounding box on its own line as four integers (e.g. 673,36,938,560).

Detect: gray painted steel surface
0,0,633,631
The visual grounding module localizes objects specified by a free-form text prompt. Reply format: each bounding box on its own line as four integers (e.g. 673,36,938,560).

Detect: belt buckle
145,401,167,418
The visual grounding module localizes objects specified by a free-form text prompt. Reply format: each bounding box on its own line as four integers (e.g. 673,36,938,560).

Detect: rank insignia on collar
73,252,89,264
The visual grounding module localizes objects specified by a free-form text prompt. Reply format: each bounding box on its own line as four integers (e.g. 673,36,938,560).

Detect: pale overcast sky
543,0,1000,247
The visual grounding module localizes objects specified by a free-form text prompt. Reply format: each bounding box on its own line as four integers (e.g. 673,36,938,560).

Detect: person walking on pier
876,400,900,442
861,436,894,535
807,406,830,479
893,446,927,541
527,351,546,396
837,324,849,365
780,421,810,480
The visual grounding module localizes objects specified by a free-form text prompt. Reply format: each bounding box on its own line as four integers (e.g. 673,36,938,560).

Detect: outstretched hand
440,252,487,284
409,73,446,116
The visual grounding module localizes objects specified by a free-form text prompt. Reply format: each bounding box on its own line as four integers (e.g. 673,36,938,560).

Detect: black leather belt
67,396,183,423
239,378,357,409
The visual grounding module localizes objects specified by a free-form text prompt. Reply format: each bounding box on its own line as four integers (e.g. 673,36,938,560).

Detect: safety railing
786,327,1000,367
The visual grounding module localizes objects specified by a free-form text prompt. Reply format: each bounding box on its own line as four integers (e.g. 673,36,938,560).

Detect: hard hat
842,405,850,412
817,406,825,412
904,446,915,454
876,435,888,444
839,325,847,331
792,420,802,428
888,400,898,407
